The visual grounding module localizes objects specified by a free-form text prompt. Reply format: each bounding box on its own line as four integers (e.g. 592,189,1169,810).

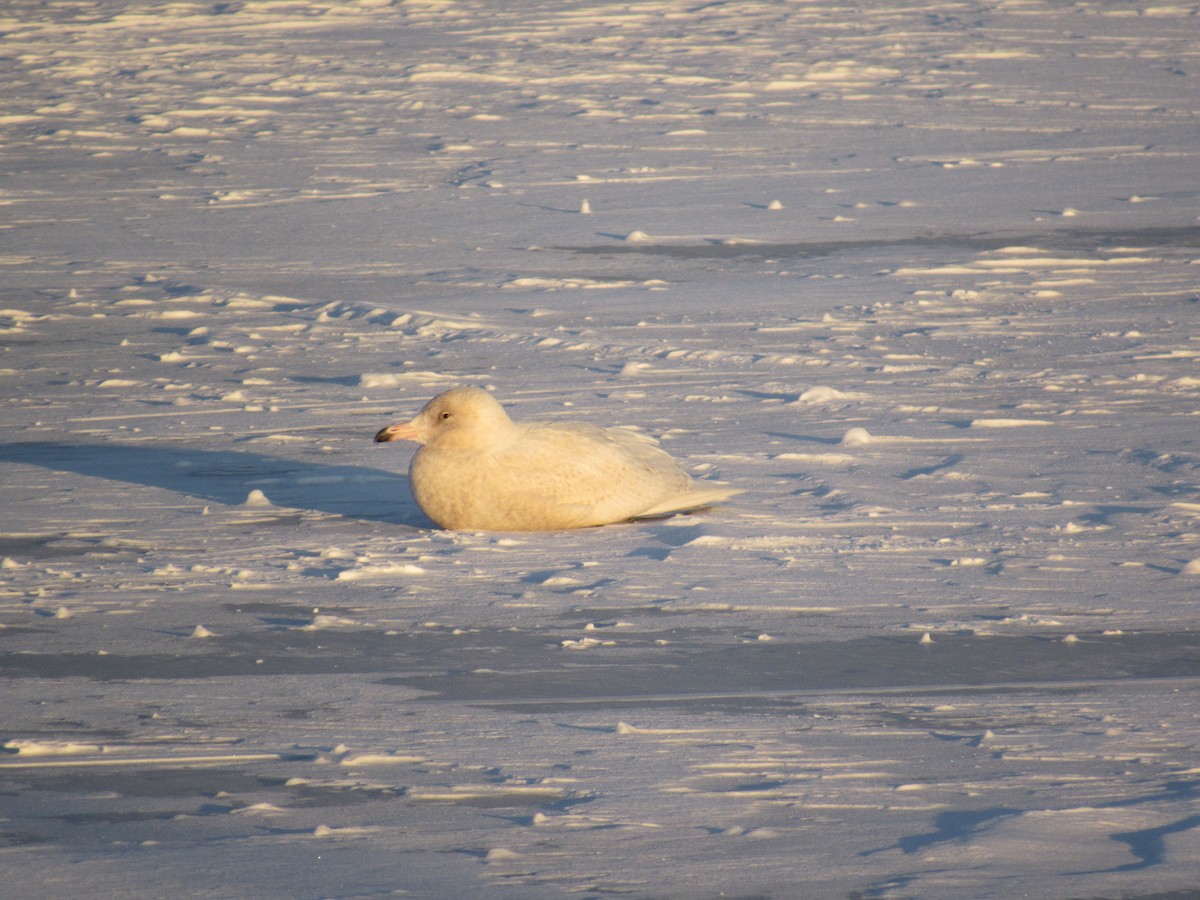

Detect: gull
375,386,740,531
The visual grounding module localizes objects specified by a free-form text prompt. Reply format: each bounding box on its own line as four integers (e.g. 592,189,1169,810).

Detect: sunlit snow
2,1,1199,897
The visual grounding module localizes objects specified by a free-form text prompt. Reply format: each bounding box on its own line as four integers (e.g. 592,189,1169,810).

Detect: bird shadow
0,440,426,526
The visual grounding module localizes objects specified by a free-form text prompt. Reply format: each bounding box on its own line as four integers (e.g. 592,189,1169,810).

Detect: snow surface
2,1,1199,897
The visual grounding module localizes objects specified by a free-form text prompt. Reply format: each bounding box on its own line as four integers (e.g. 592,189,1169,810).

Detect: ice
2,0,1199,897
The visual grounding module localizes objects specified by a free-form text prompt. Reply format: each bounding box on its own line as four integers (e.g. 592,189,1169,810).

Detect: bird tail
631,485,743,519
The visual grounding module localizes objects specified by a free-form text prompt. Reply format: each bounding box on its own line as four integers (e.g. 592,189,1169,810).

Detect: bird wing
499,422,693,525
630,485,744,519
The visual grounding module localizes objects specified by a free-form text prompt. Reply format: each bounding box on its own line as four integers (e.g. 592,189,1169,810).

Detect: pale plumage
374,386,740,531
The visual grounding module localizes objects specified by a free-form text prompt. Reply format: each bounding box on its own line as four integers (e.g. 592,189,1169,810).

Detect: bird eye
440,411,452,420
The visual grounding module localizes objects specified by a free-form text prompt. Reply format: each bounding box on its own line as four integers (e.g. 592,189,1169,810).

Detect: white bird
374,386,740,531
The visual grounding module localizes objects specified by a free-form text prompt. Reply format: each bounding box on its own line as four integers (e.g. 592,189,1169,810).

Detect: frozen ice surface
1,1,1199,897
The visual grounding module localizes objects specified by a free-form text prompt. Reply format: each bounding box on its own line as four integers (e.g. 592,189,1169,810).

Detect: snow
1,0,1199,897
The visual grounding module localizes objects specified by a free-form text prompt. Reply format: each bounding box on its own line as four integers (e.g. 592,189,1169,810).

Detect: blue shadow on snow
0,440,424,525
